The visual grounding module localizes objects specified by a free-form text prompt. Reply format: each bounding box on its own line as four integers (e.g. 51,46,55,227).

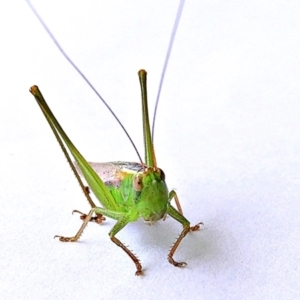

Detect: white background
1,0,300,299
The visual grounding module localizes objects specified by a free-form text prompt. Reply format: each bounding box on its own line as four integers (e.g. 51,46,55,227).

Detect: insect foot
135,269,143,276
190,222,204,232
72,210,106,224
54,235,77,242
168,256,188,268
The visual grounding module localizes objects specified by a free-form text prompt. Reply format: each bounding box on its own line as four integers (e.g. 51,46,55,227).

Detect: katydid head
133,167,168,223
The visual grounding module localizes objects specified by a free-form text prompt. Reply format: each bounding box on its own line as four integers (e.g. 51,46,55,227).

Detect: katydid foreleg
94,207,142,275
166,203,202,267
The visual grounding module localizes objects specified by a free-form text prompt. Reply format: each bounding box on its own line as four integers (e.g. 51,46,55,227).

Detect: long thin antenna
152,0,185,141
25,0,143,164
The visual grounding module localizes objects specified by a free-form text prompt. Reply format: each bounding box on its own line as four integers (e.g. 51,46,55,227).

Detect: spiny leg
111,236,142,276
54,209,95,242
106,215,142,276
54,206,122,242
34,108,106,226
92,207,142,276
166,204,202,267
36,108,105,225
56,204,142,275
168,226,190,267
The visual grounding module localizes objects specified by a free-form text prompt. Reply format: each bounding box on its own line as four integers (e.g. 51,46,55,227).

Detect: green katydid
27,0,202,276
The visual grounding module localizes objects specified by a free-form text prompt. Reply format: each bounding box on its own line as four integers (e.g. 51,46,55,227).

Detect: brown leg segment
168,222,203,267
167,226,190,267
111,236,142,276
54,209,94,242
167,203,203,267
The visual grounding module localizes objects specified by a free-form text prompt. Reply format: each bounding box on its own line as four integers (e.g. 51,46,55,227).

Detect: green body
86,161,169,223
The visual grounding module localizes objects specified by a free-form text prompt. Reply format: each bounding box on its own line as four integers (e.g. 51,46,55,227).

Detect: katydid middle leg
93,207,142,275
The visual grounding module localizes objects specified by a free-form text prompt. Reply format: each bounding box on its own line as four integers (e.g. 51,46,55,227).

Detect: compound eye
158,168,165,181
133,174,143,191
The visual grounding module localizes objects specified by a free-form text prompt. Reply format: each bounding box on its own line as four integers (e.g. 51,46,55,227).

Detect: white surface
1,0,300,299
